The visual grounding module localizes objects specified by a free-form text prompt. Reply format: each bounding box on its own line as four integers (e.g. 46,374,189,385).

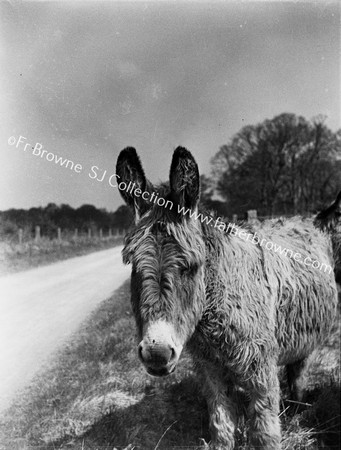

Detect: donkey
116,146,339,450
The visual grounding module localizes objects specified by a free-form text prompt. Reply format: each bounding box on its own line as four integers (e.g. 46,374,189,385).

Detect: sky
0,0,340,212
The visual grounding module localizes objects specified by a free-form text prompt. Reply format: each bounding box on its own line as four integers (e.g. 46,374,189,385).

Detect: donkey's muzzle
138,341,177,377
137,321,182,377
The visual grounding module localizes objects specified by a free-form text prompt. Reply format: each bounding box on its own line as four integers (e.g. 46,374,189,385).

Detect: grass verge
0,281,339,449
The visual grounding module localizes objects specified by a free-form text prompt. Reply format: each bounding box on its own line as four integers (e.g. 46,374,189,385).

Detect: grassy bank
0,281,339,449
0,235,124,276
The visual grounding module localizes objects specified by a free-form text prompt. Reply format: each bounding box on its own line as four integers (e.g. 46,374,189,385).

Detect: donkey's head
116,147,206,376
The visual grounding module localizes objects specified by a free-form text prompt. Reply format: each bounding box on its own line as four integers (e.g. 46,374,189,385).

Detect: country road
0,246,130,413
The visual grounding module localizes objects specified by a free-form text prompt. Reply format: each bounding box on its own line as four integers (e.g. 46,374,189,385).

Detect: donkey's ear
116,147,153,222
169,146,200,210
314,191,341,232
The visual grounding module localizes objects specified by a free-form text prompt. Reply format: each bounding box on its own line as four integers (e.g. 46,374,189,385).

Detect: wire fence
3,226,126,246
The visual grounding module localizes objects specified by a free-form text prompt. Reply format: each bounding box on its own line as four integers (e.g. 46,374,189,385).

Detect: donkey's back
255,217,337,364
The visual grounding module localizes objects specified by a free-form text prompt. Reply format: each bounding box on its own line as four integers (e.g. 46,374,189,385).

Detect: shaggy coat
116,146,339,450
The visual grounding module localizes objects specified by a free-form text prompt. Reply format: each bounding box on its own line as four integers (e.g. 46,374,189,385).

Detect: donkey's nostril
170,347,176,361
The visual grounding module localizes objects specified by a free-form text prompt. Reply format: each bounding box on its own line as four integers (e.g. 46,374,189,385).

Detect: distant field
0,281,339,450
0,235,124,275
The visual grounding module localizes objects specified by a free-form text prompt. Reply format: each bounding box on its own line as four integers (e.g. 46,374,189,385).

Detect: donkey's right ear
169,146,200,211
116,147,153,222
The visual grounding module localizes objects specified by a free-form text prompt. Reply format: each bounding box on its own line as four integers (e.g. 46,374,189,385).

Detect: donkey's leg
247,361,282,450
201,366,237,450
286,357,308,401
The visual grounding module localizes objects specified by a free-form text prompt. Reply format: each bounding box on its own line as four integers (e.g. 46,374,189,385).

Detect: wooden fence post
88,228,91,239
99,228,103,240
74,228,78,239
18,228,23,245
108,228,112,238
247,210,258,223
35,225,40,243
232,214,238,223
57,227,62,243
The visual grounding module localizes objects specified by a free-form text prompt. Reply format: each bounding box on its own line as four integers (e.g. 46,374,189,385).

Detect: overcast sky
0,1,339,211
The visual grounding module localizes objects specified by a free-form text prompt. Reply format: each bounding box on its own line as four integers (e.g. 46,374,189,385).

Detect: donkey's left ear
116,147,153,222
169,146,200,210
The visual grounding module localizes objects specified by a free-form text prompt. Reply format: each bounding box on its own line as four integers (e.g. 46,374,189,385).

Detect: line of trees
0,203,133,239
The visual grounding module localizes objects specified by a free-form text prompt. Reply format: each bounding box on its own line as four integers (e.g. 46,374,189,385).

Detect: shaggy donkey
116,147,339,450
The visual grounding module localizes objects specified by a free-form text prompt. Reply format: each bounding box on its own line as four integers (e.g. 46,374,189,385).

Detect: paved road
0,246,130,412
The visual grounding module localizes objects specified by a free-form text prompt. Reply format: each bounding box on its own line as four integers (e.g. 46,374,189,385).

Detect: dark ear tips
170,147,198,173
119,146,137,156
117,147,137,162
173,146,194,159
119,146,138,161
